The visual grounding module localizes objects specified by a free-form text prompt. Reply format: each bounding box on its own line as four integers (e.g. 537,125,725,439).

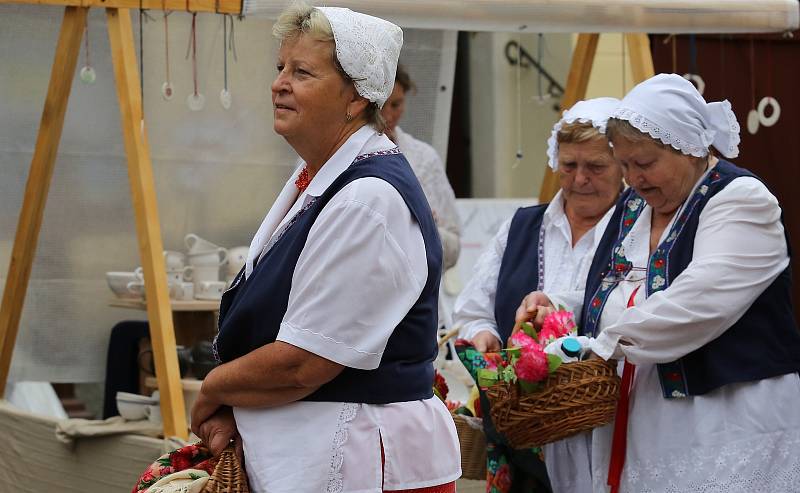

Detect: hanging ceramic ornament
187,92,205,111
219,89,232,109
746,109,760,135
682,73,705,95
161,10,174,100
185,12,204,111
162,81,174,100
219,15,236,110
757,96,780,127
80,18,96,85
80,66,96,85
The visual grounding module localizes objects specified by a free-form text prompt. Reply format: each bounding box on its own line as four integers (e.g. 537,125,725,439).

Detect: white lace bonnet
612,73,740,158
546,97,620,171
316,7,402,109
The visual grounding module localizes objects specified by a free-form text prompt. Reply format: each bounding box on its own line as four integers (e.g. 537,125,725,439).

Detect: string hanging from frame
80,14,96,84
682,34,705,95
757,38,780,129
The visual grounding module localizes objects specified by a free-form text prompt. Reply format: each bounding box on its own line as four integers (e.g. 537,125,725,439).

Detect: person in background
190,4,461,492
454,98,623,493
381,66,461,294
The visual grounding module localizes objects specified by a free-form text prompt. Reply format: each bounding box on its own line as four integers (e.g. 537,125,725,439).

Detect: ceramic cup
167,266,194,284
170,281,195,301
188,248,228,267
195,280,226,300
145,404,162,425
126,281,145,299
106,271,141,299
225,246,249,279
163,250,186,270
184,233,222,254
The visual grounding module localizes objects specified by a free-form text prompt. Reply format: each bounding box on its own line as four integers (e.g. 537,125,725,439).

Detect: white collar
544,189,617,248
244,125,378,277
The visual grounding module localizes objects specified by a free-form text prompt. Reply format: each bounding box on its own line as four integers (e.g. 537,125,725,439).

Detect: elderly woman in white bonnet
189,3,461,492
517,73,800,492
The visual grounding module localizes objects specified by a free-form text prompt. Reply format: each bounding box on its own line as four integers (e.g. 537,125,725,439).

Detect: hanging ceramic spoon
161,8,174,100
80,17,96,84
186,12,205,111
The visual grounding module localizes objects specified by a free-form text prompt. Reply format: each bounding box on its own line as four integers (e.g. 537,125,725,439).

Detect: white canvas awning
242,0,799,33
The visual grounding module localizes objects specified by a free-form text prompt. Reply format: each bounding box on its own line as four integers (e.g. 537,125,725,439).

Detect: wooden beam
106,7,187,439
625,33,656,83
0,7,87,395
3,0,241,14
538,33,599,204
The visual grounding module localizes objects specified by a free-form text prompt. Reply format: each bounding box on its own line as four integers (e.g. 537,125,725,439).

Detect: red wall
650,33,800,321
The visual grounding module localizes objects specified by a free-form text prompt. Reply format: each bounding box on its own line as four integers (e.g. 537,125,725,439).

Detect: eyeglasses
602,266,647,286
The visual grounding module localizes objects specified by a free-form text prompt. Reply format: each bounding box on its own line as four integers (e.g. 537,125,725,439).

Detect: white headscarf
546,97,620,170
612,73,740,158
316,7,402,109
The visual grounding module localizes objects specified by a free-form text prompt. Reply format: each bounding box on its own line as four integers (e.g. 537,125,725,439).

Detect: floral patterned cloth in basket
455,341,552,493
132,443,216,493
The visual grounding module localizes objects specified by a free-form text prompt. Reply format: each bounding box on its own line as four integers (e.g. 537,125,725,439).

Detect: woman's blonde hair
272,2,386,132
557,121,607,145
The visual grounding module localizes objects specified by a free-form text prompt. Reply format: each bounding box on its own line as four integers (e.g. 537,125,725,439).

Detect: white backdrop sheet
0,5,456,382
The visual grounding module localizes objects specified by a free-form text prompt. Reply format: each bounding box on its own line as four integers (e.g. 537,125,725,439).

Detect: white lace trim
616,429,800,492
546,116,609,170
716,99,741,158
613,107,710,158
326,403,360,493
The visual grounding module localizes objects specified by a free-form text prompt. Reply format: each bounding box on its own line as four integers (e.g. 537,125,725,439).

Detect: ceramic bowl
106,272,140,299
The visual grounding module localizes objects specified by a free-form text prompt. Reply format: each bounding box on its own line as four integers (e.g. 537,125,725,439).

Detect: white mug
195,280,226,300
188,248,228,267
169,281,195,301
167,266,194,284
163,250,186,270
226,246,249,278
145,404,162,425
184,233,222,254
191,264,221,285
126,281,145,299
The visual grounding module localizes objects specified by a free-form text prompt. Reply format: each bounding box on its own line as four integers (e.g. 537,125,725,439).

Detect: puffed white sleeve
416,148,461,270
593,177,790,363
452,219,511,342
277,178,428,370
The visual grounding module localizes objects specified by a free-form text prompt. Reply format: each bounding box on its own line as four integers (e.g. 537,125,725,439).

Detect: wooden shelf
109,298,220,312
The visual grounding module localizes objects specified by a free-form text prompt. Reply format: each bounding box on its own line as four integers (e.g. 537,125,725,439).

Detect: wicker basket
485,358,620,449
201,446,250,493
452,413,487,480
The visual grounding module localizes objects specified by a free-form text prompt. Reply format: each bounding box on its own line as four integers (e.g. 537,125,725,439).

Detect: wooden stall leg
538,33,599,204
0,7,88,396
625,33,656,83
106,7,187,439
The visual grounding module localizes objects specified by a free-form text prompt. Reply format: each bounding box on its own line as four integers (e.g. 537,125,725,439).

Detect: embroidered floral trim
536,225,545,291
613,429,800,492
354,146,400,163
326,403,359,493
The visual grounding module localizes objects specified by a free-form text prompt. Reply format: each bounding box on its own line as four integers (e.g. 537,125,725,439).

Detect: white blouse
235,125,461,493
588,168,800,492
453,190,613,343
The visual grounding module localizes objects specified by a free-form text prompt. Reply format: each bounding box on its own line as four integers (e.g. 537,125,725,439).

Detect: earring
345,112,353,122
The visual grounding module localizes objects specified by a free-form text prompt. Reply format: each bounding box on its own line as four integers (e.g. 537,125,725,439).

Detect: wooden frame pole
0,6,88,395
538,33,599,203
106,7,187,438
625,33,656,82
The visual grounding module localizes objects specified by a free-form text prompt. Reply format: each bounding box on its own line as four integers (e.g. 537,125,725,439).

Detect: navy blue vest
582,160,800,396
494,205,548,342
215,152,442,404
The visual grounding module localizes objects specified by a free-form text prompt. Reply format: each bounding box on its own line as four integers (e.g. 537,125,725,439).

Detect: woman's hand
510,291,555,336
190,385,222,438
195,406,238,457
470,331,501,353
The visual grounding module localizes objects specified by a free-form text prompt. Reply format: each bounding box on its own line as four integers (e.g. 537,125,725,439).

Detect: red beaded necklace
294,166,311,193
